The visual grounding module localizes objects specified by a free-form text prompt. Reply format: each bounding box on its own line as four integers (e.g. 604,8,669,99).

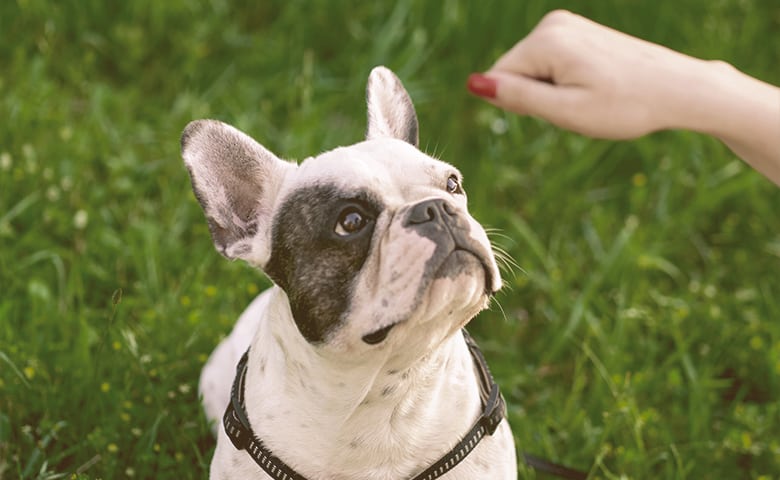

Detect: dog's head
182,67,500,361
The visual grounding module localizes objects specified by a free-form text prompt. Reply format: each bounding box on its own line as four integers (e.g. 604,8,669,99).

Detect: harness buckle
480,382,504,435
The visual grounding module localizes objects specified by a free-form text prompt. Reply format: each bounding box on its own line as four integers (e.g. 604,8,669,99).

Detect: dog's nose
404,198,457,226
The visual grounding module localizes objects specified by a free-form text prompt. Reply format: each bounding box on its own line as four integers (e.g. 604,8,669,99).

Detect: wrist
663,58,780,183
666,58,778,140
652,55,730,134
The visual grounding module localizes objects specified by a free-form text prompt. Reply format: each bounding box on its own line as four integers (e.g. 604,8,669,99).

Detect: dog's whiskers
488,296,510,323
493,247,520,270
489,242,524,277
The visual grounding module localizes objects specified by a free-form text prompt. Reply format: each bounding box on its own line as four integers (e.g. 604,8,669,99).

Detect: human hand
468,10,707,140
468,10,780,185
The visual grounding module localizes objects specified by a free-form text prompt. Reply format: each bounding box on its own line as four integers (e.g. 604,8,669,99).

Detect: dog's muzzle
403,197,496,294
361,198,496,345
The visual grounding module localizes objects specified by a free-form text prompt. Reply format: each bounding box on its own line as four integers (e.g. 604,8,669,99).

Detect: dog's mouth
361,247,495,346
362,323,396,345
435,244,497,300
453,247,496,296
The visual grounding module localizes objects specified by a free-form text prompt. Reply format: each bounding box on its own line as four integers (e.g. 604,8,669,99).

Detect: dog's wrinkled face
182,67,500,361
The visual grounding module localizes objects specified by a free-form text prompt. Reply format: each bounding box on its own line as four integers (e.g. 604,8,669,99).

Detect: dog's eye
335,208,367,236
446,175,463,194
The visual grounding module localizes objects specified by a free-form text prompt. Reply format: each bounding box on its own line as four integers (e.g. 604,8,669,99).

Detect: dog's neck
243,287,482,479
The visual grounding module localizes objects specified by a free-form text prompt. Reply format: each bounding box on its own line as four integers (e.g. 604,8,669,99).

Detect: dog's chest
210,332,514,479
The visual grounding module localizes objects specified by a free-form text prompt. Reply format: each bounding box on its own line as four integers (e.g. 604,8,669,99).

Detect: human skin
468,10,780,186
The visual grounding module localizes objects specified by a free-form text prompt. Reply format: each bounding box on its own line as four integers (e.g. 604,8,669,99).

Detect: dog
182,66,517,479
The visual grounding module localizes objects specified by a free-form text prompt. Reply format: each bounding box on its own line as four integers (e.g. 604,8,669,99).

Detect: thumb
469,71,576,120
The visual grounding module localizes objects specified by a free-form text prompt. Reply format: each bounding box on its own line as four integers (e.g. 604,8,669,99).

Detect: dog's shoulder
199,288,278,430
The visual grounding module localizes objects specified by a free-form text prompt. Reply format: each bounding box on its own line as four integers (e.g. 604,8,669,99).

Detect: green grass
1,0,779,478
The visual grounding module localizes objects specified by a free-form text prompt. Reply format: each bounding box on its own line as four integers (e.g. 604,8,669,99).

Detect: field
1,0,779,478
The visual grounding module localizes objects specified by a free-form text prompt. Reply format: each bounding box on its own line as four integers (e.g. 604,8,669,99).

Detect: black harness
222,330,587,480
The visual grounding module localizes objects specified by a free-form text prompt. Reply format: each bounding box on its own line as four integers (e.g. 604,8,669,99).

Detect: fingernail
467,73,497,99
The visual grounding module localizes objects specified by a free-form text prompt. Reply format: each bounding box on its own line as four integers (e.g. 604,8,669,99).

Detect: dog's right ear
181,120,295,267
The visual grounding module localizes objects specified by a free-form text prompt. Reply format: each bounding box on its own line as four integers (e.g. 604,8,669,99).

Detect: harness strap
409,330,504,480
222,329,588,480
223,351,305,480
522,453,588,480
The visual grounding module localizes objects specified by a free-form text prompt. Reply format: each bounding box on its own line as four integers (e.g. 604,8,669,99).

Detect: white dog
182,66,517,479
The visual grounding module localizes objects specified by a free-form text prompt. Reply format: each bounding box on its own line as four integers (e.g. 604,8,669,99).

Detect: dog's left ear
365,66,419,147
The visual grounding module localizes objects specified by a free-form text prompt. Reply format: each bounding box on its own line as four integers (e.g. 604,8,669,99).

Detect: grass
1,0,779,478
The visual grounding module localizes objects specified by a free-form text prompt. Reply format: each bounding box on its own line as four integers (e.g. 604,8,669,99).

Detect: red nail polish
467,73,497,99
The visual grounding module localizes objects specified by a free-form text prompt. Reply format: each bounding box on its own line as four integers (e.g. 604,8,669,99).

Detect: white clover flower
0,152,11,171
74,209,88,229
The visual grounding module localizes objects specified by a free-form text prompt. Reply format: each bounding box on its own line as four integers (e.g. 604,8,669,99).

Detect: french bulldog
182,66,517,479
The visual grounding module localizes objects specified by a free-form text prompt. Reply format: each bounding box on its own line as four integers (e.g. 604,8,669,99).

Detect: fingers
489,10,579,77
466,73,498,99
493,72,564,117
466,9,696,141
468,71,577,121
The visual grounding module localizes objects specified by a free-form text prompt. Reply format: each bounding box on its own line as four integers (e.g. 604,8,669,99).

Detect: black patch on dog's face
265,185,384,343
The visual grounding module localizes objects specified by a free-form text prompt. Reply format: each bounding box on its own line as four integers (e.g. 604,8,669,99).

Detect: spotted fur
186,66,516,479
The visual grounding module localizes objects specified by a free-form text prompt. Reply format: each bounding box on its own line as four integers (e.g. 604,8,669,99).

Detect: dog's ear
181,120,295,267
365,66,419,147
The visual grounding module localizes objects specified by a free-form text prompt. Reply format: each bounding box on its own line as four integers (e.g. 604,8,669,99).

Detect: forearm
663,58,780,185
